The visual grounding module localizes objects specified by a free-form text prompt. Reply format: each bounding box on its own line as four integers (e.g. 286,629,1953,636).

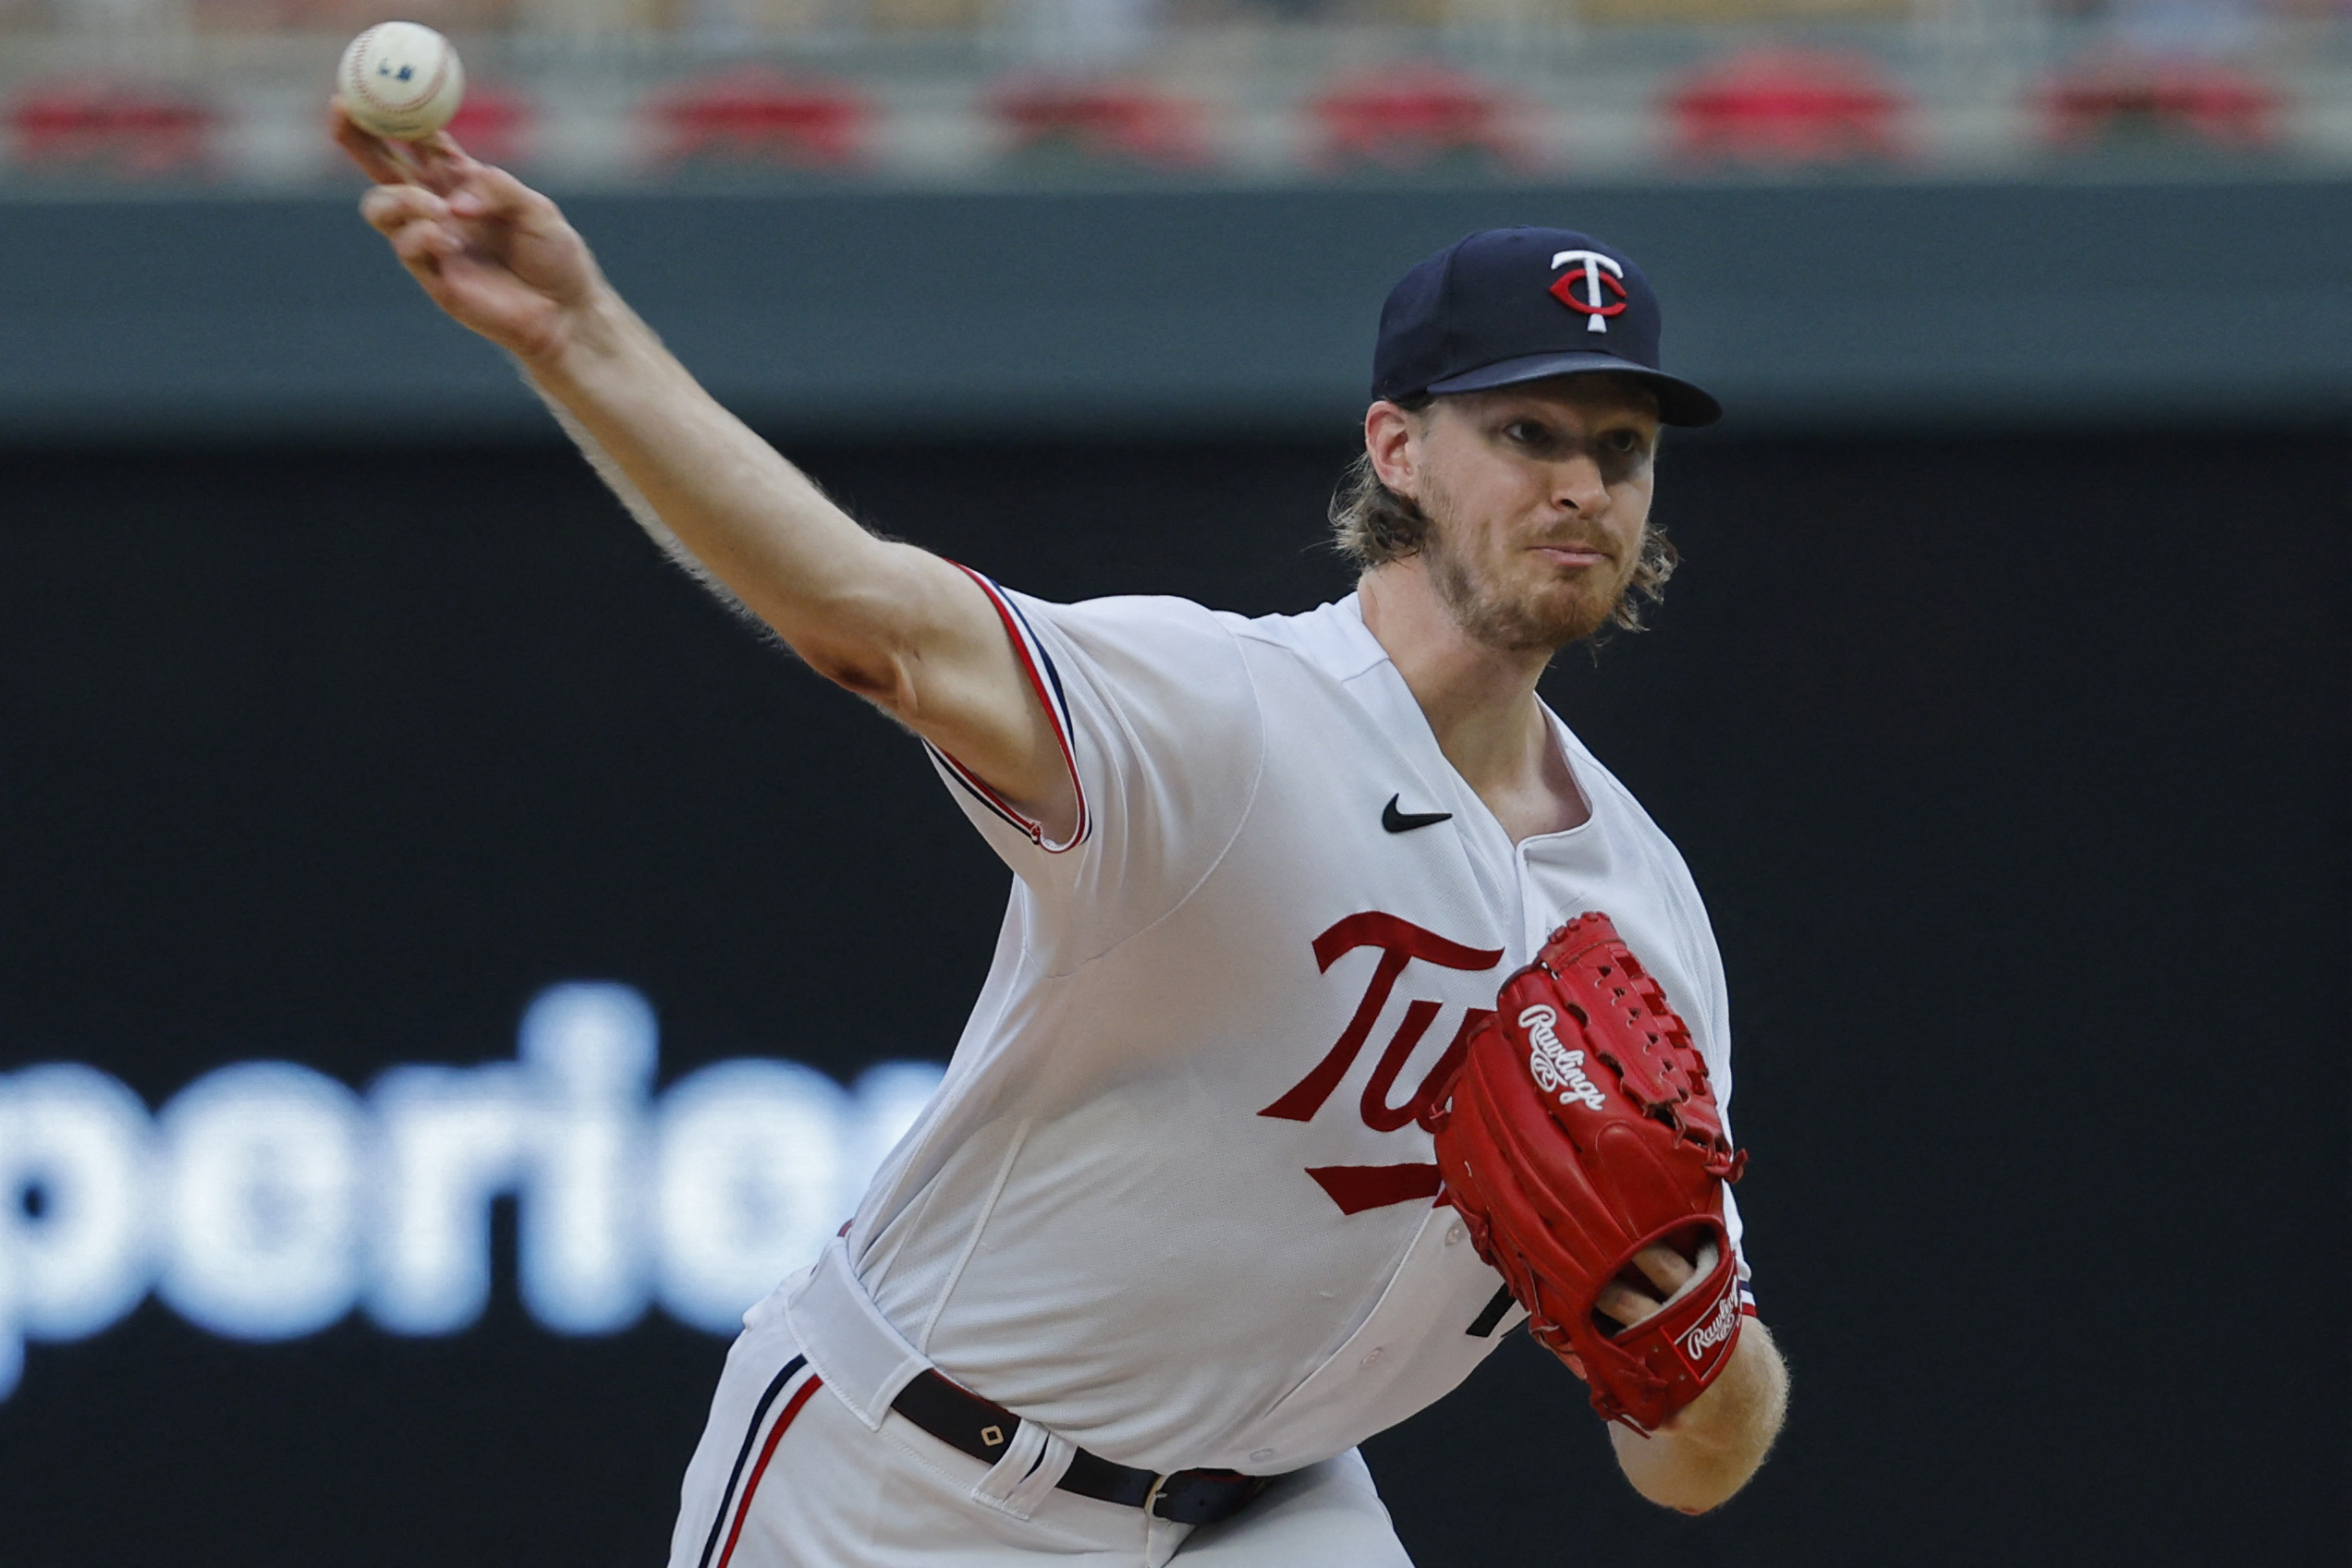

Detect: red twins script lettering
1259,912,1503,1214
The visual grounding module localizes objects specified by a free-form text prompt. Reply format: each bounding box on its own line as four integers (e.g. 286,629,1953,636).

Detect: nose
1550,452,1610,515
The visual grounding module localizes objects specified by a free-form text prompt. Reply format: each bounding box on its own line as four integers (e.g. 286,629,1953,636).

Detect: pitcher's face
1410,377,1661,652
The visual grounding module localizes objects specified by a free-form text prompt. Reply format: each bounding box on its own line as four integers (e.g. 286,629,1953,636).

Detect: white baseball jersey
842,578,1749,1478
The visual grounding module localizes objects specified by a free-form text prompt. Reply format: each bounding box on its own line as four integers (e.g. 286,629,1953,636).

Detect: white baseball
337,22,465,142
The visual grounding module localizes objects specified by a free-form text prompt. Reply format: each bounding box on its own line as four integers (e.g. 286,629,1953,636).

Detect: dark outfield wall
5,177,2352,442
0,427,2344,1567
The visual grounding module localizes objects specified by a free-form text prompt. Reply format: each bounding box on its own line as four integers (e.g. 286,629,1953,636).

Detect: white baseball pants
664,1302,1415,1568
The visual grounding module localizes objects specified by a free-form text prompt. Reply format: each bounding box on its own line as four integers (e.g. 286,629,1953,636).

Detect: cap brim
1426,350,1723,428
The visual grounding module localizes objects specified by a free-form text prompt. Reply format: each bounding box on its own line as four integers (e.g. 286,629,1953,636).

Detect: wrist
520,285,640,393
1663,1317,1785,1453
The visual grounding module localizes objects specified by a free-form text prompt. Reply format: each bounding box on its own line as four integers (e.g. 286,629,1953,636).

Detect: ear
1364,400,1424,501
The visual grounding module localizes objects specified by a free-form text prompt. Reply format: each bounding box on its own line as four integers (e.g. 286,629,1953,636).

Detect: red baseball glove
1425,912,1748,1433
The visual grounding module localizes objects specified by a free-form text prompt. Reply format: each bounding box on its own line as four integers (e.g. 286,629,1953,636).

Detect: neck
1358,560,1572,832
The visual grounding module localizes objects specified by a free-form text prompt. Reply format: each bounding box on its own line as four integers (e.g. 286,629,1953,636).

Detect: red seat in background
990,78,1209,169
2040,55,2279,152
9,80,213,178
1667,47,1906,167
1310,65,1525,173
440,83,532,167
649,67,868,170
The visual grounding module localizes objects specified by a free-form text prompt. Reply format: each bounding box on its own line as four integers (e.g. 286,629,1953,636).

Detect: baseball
337,22,465,142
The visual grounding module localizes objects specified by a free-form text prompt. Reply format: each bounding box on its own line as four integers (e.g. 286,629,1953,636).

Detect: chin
1457,588,1619,653
1425,535,1630,652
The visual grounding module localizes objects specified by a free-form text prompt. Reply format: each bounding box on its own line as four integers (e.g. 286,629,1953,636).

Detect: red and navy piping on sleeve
926,566,1092,854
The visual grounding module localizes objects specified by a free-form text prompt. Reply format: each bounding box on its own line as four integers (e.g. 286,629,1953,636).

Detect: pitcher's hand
1554,1240,1698,1383
334,102,604,366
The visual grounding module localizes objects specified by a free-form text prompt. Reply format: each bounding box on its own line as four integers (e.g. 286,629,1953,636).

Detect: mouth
1530,542,1613,570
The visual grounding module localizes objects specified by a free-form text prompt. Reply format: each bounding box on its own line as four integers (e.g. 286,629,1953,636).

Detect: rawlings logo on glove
1519,1004,1608,1111
1424,912,1748,1434
1678,1272,1744,1368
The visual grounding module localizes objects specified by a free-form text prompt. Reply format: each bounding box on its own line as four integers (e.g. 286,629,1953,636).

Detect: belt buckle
1145,1469,1262,1525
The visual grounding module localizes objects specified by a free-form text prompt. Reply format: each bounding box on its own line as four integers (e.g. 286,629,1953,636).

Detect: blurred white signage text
0,984,941,1399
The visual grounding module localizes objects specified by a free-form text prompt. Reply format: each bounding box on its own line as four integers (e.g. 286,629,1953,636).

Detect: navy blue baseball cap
1371,227,1722,427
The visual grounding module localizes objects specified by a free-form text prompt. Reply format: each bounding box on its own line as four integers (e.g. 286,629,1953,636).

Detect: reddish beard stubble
1417,468,1638,654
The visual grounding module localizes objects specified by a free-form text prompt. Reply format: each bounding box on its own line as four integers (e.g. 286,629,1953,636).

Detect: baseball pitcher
336,108,1791,1568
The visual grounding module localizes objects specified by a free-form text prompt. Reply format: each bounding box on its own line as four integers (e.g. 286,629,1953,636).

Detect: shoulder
1009,591,1386,693
1003,590,1370,661
994,592,1262,756
1007,590,1243,656
997,591,1395,744
1217,597,1398,700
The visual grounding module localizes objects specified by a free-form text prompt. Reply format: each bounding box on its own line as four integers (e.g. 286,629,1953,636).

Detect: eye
1601,428,1647,456
1504,419,1547,446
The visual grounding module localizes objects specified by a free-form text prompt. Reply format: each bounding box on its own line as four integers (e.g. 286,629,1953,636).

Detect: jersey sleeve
925,572,1263,964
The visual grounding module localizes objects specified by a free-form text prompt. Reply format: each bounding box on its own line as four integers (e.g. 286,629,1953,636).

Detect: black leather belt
890,1368,1271,1526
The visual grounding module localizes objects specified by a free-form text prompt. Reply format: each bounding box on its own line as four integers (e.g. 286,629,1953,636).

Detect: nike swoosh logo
1382,795,1454,833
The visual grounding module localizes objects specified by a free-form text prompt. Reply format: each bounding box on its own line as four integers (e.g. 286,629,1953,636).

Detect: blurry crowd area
3,0,2349,187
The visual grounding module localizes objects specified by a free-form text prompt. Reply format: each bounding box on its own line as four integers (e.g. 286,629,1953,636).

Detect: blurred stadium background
1,0,2350,184
0,2,2346,1567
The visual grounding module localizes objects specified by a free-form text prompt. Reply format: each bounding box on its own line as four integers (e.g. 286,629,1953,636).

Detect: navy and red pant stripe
695,1355,825,1568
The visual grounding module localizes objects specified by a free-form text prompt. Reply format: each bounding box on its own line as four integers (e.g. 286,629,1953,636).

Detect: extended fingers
330,100,416,186
1593,1278,1656,1328
361,184,459,262
405,132,486,194
447,162,560,233
391,219,465,271
360,185,462,274
1592,1244,1698,1329
1632,1241,1696,1298
361,182,447,232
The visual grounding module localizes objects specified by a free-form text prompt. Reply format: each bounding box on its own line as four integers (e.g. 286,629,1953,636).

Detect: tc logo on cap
1548,249,1626,334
